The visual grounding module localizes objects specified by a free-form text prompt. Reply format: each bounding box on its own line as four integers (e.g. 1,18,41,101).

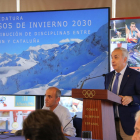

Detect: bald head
47,87,61,98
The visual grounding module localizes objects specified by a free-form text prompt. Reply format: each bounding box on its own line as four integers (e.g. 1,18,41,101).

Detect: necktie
112,73,121,118
112,73,121,95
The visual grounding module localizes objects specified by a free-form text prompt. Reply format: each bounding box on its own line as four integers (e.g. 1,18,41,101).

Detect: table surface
0,134,100,140
0,130,100,140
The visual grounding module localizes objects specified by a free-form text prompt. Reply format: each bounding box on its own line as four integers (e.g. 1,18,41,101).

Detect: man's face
45,89,60,110
132,117,140,140
111,50,127,73
130,24,136,31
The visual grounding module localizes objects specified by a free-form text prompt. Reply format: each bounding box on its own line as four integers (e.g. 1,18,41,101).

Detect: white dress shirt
111,65,127,95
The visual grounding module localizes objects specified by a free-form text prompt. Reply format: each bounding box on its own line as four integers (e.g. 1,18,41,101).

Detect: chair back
73,117,82,137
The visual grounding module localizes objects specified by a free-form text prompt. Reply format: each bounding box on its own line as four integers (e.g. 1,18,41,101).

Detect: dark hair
23,109,65,140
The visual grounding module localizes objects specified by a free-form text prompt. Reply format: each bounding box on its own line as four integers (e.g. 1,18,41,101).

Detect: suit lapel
109,71,115,81
107,70,115,90
119,67,132,95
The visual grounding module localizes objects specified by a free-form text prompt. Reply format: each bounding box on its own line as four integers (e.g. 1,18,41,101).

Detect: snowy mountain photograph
0,8,109,95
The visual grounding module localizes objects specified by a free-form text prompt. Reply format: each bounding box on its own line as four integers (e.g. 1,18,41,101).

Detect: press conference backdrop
110,17,140,72
0,7,109,96
0,96,82,130
0,95,35,130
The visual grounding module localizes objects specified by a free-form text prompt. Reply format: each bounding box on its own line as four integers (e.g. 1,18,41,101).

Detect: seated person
42,87,76,137
23,109,66,140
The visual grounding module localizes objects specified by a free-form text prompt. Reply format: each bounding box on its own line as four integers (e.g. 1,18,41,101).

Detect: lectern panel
82,99,103,139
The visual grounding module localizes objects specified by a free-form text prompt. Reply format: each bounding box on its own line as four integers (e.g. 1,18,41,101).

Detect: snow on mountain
0,54,37,84
0,53,17,67
18,50,39,61
0,23,109,95
14,51,108,95
47,51,108,95
28,44,59,51
0,51,37,68
81,53,108,89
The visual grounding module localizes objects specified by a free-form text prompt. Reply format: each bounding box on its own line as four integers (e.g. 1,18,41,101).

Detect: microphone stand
63,115,77,131
80,74,106,89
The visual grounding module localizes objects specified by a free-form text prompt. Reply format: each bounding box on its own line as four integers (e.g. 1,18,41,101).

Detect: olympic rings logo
82,90,96,98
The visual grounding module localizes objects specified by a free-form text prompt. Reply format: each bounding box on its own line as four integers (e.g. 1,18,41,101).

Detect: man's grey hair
135,110,140,121
48,87,61,98
113,47,129,61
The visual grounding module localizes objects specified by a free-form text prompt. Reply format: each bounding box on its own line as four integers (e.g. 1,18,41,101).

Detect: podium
72,89,121,140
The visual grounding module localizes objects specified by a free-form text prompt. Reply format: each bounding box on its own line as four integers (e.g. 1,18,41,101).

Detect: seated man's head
132,110,140,140
45,87,61,110
23,109,65,140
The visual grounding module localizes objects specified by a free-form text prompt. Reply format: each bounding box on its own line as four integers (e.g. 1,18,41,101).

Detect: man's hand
119,95,133,106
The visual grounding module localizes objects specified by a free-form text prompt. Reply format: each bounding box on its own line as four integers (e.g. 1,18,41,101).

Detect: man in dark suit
105,47,140,140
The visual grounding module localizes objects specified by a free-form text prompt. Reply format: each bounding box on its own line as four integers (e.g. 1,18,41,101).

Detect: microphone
63,115,77,131
108,71,115,91
80,74,106,89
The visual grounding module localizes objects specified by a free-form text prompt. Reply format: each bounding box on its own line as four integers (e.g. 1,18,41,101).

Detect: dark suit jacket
105,66,140,135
